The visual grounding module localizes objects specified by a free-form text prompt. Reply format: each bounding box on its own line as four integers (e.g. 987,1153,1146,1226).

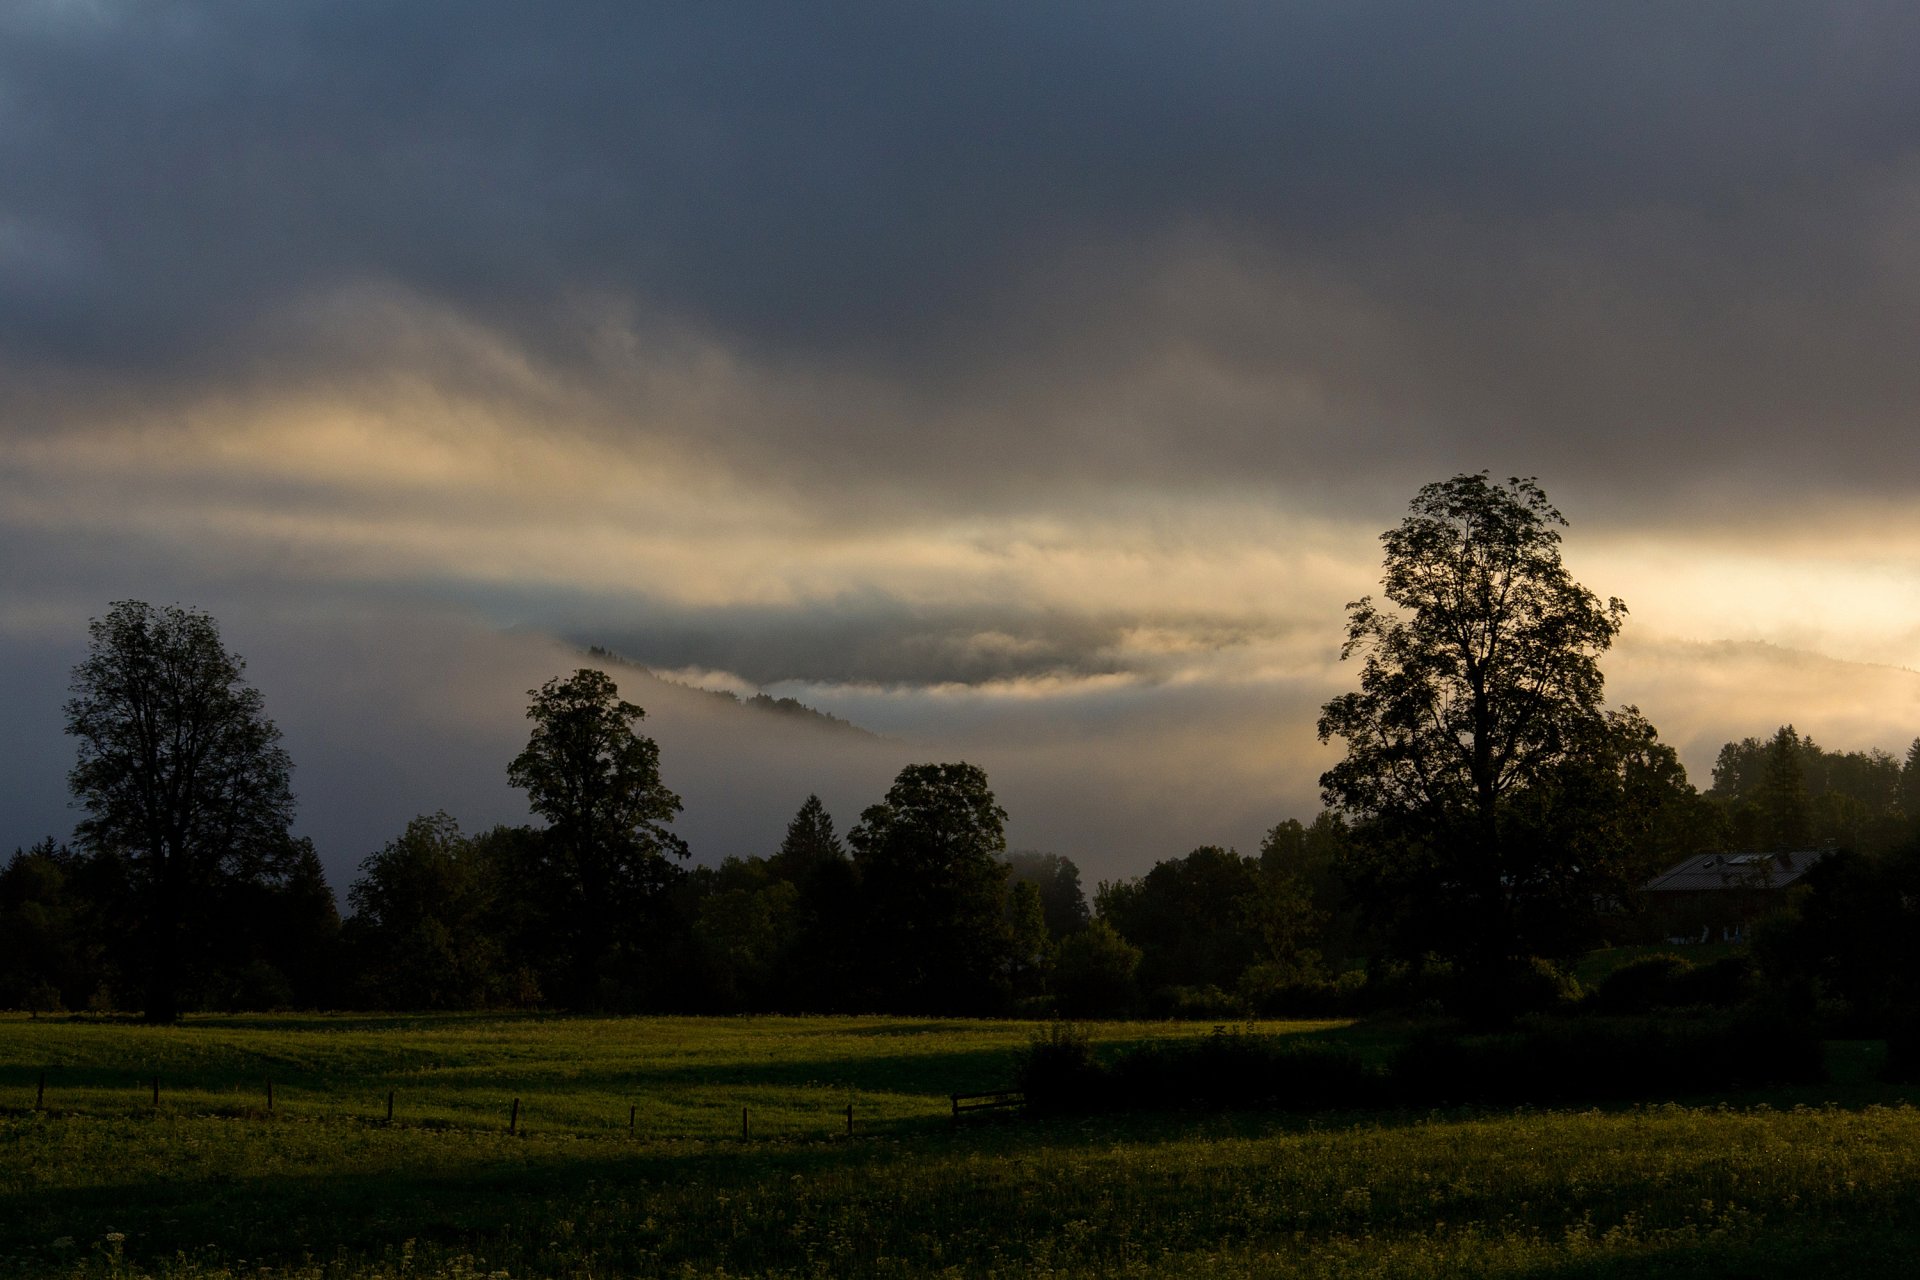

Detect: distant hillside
583,645,879,739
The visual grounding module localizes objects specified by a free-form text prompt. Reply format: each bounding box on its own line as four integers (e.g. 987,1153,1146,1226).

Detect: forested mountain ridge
584,645,879,739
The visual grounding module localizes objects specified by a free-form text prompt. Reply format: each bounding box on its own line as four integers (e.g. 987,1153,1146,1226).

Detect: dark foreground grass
4,1013,1919,1278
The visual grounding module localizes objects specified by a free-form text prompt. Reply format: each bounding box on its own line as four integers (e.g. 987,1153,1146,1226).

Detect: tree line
9,474,1920,1023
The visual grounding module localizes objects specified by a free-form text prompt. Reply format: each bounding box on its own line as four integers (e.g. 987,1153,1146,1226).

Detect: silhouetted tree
65,601,299,1022
1006,880,1053,1002
1318,475,1629,980
1244,864,1324,988
1604,708,1715,882
1006,850,1091,940
1754,726,1814,851
344,813,514,1009
1259,814,1358,967
508,668,688,1008
1052,918,1141,1018
209,835,340,1010
0,840,101,1012
849,762,1012,1013
1709,727,1907,854
769,794,844,881
1097,846,1264,994
766,795,859,1010
688,855,799,1011
1756,840,1920,1032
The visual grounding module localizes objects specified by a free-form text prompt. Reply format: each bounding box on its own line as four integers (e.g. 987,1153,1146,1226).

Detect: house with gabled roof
1641,849,1832,943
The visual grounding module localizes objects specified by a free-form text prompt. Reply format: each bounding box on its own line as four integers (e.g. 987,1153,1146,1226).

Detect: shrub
1245,969,1372,1018
1364,959,1460,1012
1019,1026,1384,1114
1105,1028,1381,1111
1392,1010,1823,1106
1670,955,1757,1008
1883,1010,1920,1083
1015,1022,1105,1111
1445,956,1582,1025
1051,920,1140,1018
1593,953,1757,1014
1141,984,1247,1020
20,980,63,1016
1591,954,1693,1014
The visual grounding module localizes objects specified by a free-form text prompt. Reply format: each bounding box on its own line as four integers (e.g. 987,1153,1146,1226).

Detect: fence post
628,1104,636,1133
845,1102,853,1136
510,1097,520,1134
386,1090,394,1124
151,1076,159,1106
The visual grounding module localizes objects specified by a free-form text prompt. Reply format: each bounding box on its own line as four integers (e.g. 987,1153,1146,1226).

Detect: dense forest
8,674,1920,1021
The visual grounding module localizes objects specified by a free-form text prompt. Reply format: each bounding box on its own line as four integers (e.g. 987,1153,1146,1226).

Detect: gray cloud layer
6,2,1920,511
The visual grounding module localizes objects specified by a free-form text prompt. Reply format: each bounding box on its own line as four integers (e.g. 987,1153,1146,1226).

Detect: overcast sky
5,2,1919,886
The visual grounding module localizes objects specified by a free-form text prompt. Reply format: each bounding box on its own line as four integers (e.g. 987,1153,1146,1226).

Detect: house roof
1643,849,1831,893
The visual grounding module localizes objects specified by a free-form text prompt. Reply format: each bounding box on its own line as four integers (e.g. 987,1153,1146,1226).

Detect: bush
1883,1009,1920,1083
1591,953,1757,1014
1671,955,1757,1008
1446,957,1582,1024
1023,1027,1383,1113
1015,1022,1105,1111
1245,969,1373,1018
1591,954,1694,1014
1392,1010,1824,1106
1141,984,1247,1020
1051,920,1140,1018
1012,994,1059,1019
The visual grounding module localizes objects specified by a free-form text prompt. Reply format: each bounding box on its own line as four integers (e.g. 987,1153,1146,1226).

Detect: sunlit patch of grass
0,1013,1342,1138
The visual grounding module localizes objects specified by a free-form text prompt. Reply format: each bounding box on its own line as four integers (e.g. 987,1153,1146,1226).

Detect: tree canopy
1317,474,1630,977
848,762,1012,1013
65,601,300,1022
508,668,687,1008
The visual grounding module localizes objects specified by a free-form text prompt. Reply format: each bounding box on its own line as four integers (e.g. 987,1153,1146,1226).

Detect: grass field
4,1013,1919,1278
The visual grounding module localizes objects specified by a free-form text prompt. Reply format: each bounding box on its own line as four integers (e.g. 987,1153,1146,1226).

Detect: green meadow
4,1013,1919,1279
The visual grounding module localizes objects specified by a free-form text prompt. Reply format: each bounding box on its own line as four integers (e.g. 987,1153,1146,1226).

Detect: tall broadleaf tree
849,762,1012,1014
508,668,687,1008
65,601,298,1022
1317,474,1630,979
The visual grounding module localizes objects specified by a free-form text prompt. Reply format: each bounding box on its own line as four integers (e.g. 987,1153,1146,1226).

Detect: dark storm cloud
6,1,1920,507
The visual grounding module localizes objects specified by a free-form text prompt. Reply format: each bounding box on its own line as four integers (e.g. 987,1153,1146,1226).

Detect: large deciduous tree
65,601,298,1022
508,668,687,1008
1317,474,1630,980
849,762,1012,1013
344,812,515,1010
1096,846,1265,994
